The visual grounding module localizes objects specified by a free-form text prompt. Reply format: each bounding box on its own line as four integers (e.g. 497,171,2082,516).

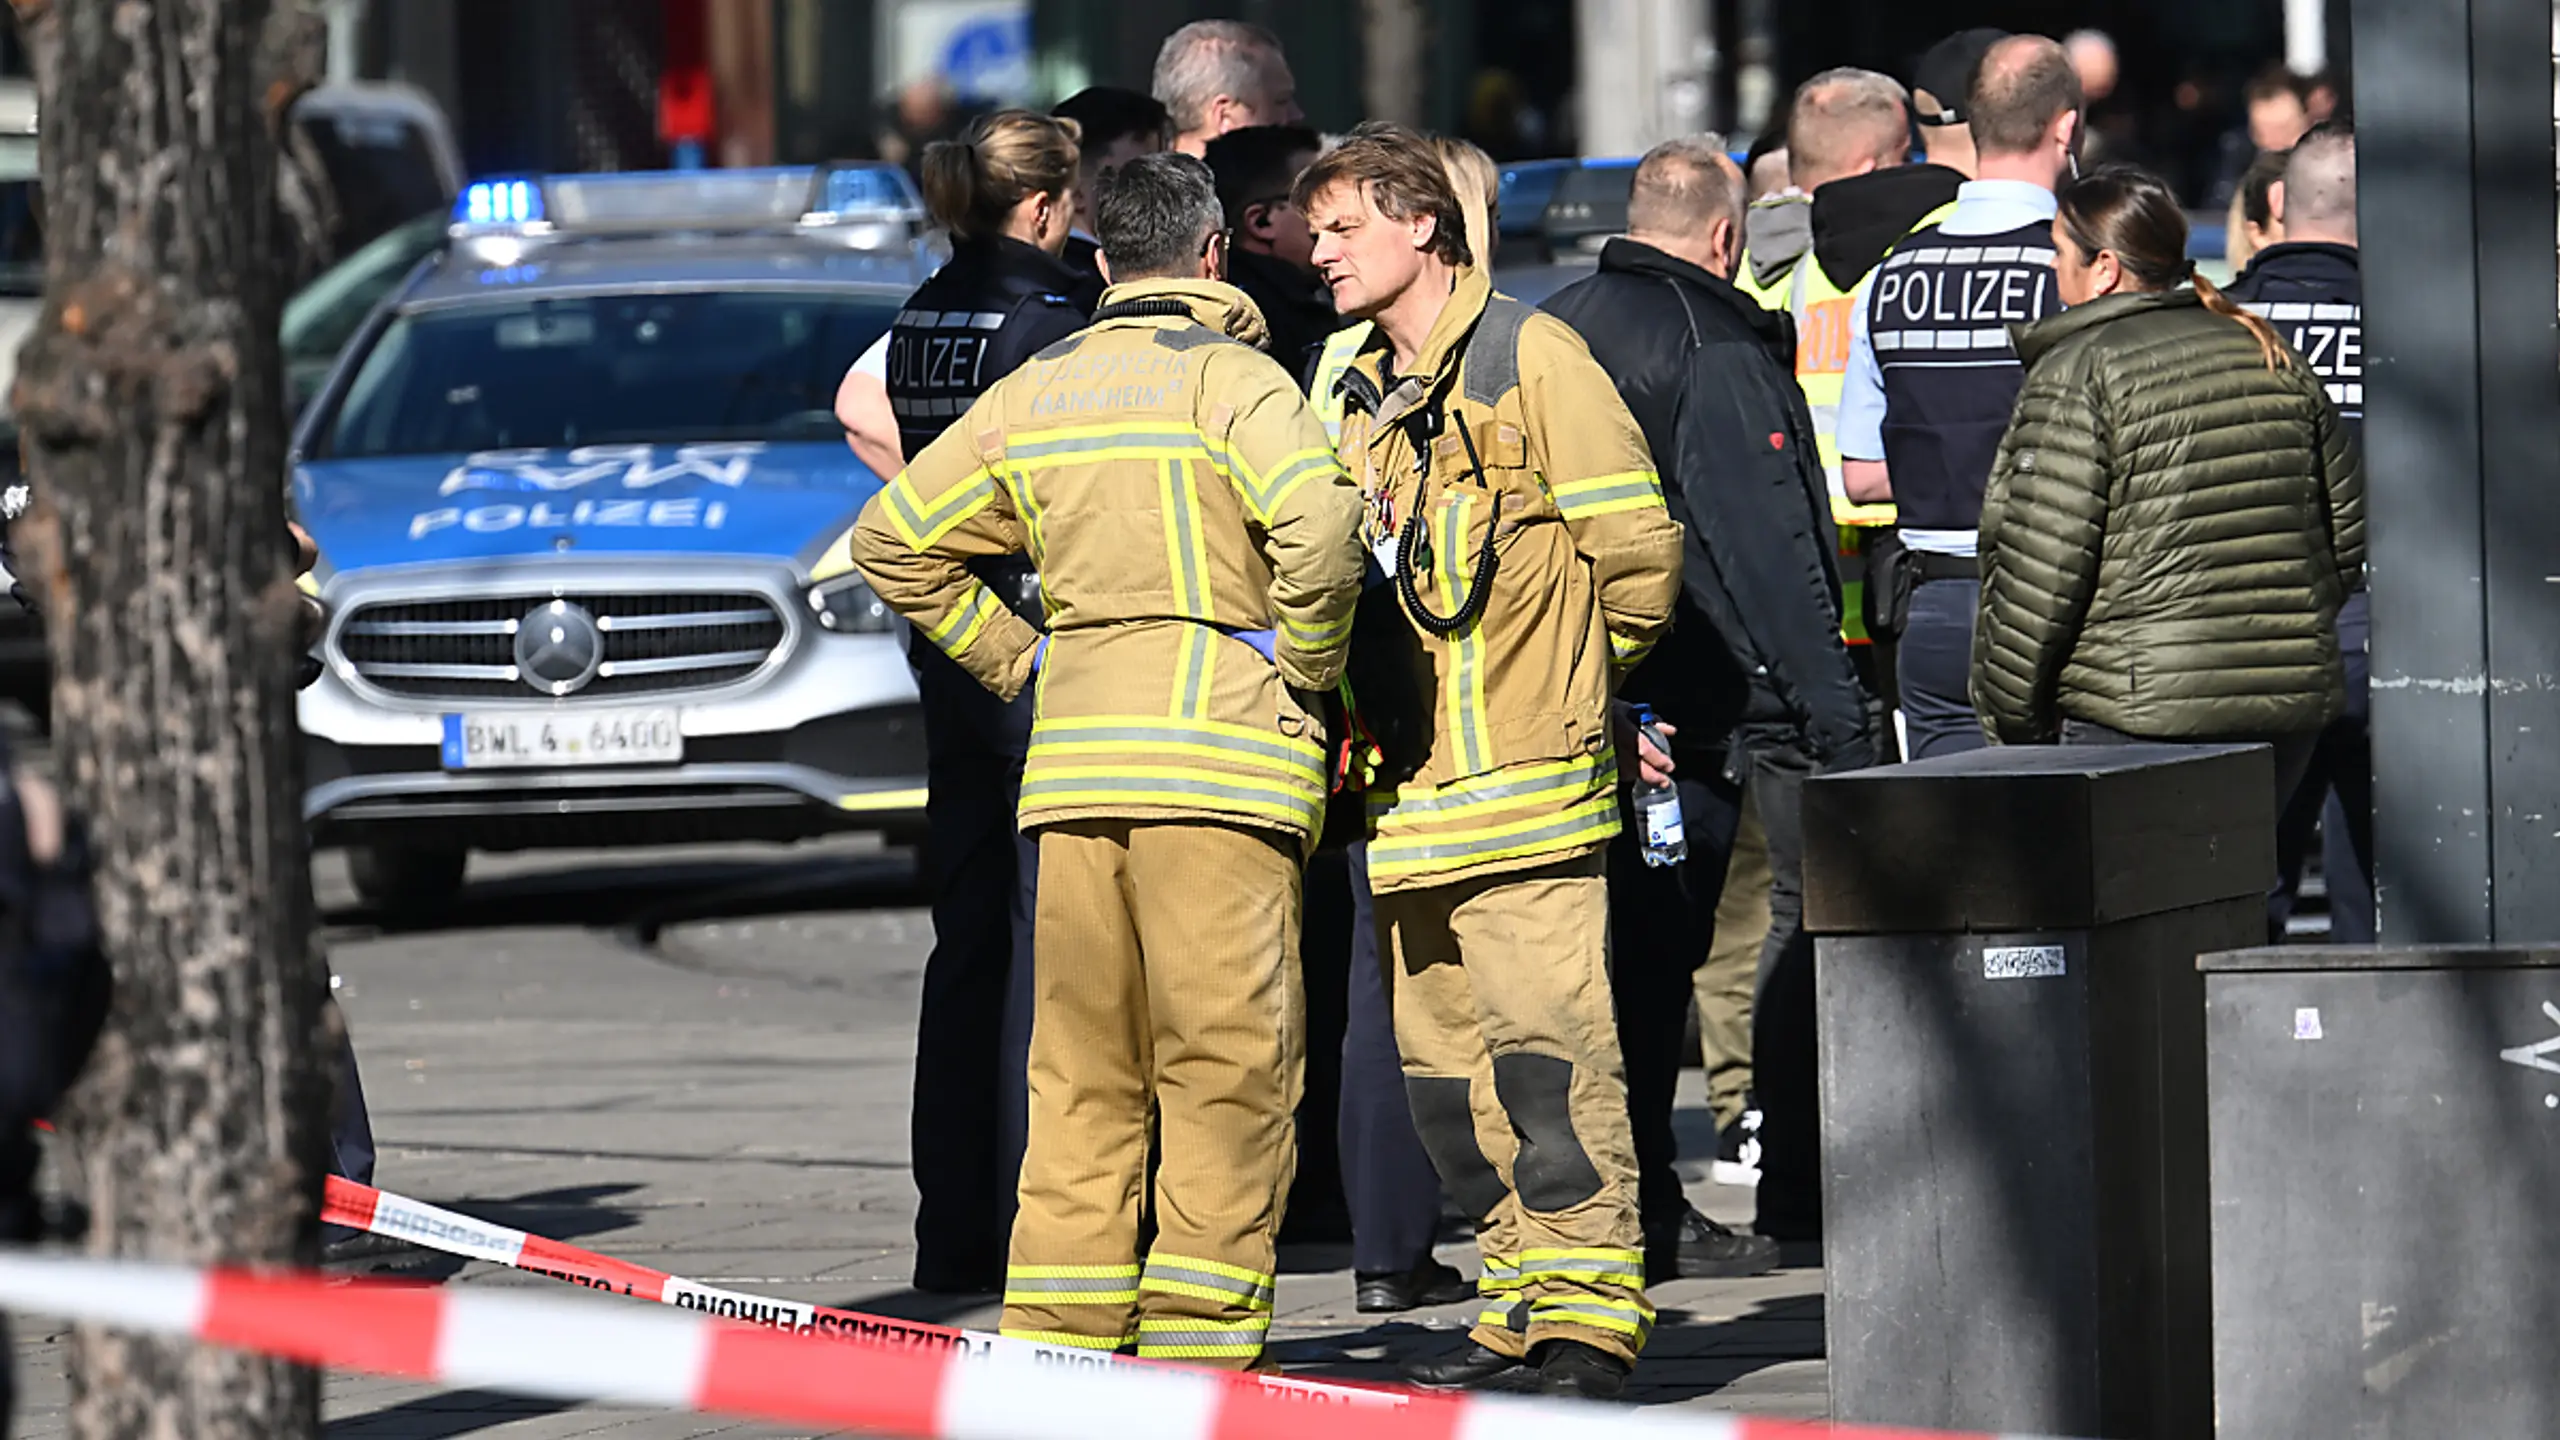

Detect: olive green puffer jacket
1972,289,2364,744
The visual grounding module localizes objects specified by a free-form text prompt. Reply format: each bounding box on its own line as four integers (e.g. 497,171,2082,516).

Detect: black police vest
2226,245,2362,439
885,238,1082,459
1865,220,2062,532
884,239,1085,634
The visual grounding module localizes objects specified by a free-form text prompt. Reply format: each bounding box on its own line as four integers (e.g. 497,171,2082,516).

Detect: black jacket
1058,233,1110,313
1807,163,1965,293
1224,247,1338,387
885,236,1090,458
1543,238,1873,766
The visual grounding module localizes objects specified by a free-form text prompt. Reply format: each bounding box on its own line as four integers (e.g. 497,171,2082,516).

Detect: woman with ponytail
884,105,1091,1297
1972,164,2365,803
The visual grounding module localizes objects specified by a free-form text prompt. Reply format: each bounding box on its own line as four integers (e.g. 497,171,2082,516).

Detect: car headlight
808,573,897,634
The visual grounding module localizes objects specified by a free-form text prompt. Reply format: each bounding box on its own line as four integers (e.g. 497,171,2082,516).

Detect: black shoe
320,1231,420,1271
1399,1342,1528,1390
1647,1204,1781,1281
1533,1339,1630,1400
1355,1259,1477,1313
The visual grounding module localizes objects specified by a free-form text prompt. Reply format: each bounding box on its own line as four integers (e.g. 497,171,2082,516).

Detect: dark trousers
331,1000,375,1188
1606,767,1745,1234
1743,742,1821,1240
1,1131,27,1432
2272,594,2375,943
1331,841,1447,1274
318,1000,378,1246
909,651,1038,1288
1898,578,1987,760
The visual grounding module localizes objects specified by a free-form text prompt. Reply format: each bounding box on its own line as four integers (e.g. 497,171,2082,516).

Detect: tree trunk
1359,0,1427,130
9,0,331,1435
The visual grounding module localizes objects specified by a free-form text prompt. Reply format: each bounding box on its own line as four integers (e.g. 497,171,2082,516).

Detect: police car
294,166,934,911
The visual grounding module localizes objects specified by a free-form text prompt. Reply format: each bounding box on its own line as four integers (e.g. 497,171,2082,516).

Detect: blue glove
1029,636,1048,674
1229,628,1277,664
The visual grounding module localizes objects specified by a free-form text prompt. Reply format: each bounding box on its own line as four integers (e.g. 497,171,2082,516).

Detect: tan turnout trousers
1001,818,1305,1368
1698,793,1771,1131
1373,851,1654,1364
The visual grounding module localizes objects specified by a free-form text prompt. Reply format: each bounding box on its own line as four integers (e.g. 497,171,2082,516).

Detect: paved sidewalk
8,843,1825,1436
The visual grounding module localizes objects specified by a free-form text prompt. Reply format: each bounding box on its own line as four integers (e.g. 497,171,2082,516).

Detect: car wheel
346,843,467,920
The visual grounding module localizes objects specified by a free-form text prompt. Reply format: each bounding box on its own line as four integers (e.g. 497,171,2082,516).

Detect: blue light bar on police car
809,163,921,221
456,178,543,227
446,163,923,250
547,168,812,230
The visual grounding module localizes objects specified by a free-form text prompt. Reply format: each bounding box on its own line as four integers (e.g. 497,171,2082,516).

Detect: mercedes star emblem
516,599,602,696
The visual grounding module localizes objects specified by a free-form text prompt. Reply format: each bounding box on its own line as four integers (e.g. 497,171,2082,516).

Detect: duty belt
1912,552,1979,584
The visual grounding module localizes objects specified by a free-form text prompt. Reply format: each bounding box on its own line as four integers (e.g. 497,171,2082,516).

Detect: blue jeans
1898,578,1987,759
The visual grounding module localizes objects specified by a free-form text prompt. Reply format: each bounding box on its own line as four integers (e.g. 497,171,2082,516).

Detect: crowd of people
832,14,2370,1401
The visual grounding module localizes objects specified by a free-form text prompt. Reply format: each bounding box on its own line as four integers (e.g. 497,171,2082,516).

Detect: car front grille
336,591,788,701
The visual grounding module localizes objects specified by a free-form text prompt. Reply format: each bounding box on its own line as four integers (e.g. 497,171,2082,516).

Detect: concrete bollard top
1803,743,2275,935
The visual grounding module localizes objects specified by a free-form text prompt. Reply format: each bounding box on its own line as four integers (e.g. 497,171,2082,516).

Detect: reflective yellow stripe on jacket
1309,321,1372,446
1365,752,1621,885
1024,712,1330,836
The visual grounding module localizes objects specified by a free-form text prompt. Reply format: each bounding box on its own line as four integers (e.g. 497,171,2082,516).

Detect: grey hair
1787,68,1910,189
1096,151,1226,280
1152,20,1282,137
2282,120,2357,237
1628,133,1741,237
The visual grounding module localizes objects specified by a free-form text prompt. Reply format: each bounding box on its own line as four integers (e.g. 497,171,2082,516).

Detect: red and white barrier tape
323,1175,1392,1406
0,1249,2048,1440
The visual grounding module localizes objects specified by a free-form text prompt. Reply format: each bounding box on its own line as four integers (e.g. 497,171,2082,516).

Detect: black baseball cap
1912,28,2009,127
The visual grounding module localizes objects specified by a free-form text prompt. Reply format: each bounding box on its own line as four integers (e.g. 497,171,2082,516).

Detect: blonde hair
1432,135,1500,270
921,109,1082,241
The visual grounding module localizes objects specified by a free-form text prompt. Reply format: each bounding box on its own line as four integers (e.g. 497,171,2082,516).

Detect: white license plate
439,709,683,770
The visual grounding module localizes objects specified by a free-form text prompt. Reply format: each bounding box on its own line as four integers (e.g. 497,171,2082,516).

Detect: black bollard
1804,742,2273,1437
2200,944,2560,1436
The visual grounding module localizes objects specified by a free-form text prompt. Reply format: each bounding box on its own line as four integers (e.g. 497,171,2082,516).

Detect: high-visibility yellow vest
1788,200,1954,646
1787,198,1957,533
1733,253,1796,312
1309,321,1372,445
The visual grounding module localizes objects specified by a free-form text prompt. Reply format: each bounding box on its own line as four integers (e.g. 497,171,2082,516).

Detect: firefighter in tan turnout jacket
1297,127,1684,1399
840,153,1365,1368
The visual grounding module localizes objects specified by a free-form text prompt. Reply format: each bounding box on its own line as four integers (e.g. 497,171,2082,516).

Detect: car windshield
281,211,446,370
294,106,449,256
318,289,898,458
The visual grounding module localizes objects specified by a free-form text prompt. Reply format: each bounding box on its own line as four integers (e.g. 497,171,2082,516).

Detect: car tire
347,843,467,920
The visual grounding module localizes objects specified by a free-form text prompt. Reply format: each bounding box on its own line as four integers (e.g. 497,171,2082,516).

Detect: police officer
2226,120,2372,942
1780,68,1962,742
884,108,1091,1294
1839,35,2078,760
1300,125,1683,1400
845,151,1365,1369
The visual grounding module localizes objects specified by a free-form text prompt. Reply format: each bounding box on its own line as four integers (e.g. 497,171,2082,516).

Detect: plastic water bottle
1631,705,1686,868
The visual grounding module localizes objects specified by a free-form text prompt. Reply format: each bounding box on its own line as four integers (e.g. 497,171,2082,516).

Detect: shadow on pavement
324,1389,579,1437
1268,1293,1824,1406
822,1285,1003,1327
465,1182,647,1246
322,847,921,940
